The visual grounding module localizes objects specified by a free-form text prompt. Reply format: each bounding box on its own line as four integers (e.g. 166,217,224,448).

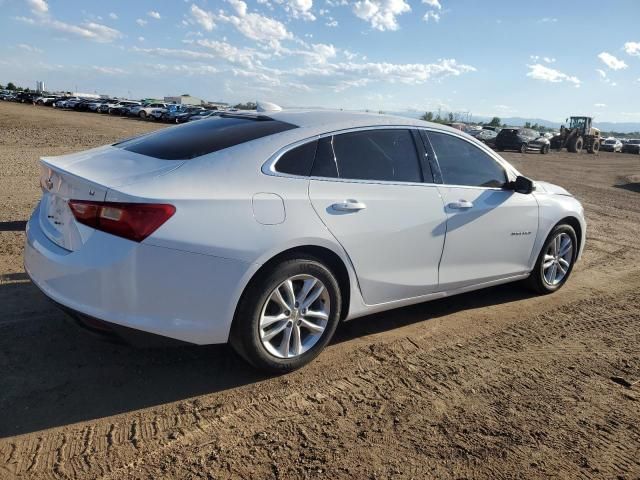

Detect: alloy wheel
542,232,574,286
259,274,330,359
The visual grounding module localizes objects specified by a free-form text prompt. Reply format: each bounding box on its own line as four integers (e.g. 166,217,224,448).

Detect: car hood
535,181,572,196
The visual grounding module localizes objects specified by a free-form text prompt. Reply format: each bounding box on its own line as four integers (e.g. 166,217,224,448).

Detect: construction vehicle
550,116,601,153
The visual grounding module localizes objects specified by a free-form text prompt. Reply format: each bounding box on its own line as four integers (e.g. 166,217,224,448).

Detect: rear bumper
24,203,258,345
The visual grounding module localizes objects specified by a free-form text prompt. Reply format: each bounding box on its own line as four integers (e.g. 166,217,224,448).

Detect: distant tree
421,111,434,122
488,116,501,127
6,82,17,90
448,112,454,123
233,101,257,110
524,121,532,128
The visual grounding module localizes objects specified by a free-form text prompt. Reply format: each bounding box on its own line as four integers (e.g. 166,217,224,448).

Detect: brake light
68,200,175,242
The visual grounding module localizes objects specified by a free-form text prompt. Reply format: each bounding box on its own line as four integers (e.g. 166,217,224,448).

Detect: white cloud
273,0,316,21
530,55,556,64
133,46,217,61
296,58,476,88
526,64,580,87
539,17,557,23
17,43,43,53
136,18,147,27
92,66,126,75
26,0,48,14
352,0,411,31
108,12,118,20
138,36,145,42
422,0,441,9
598,52,627,70
217,8,293,45
325,19,338,27
190,4,216,31
148,11,161,20
594,103,606,108
195,39,270,68
423,11,440,22
623,41,640,56
596,68,617,86
16,15,123,43
228,0,248,16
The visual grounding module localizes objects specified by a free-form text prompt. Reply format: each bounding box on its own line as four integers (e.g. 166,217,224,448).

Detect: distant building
164,94,202,106
36,81,45,92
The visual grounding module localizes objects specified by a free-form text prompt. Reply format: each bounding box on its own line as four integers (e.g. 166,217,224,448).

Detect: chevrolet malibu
25,109,586,372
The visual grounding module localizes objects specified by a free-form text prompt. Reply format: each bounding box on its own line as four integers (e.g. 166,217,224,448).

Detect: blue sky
1,0,639,122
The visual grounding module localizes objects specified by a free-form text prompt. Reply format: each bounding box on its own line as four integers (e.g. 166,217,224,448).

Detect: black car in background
621,139,640,154
495,127,550,154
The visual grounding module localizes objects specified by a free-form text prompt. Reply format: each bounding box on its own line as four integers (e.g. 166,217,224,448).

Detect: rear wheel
525,224,577,294
230,256,342,373
520,143,528,154
139,111,147,119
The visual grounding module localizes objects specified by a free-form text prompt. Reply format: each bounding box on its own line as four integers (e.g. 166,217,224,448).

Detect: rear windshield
499,129,519,135
115,115,297,160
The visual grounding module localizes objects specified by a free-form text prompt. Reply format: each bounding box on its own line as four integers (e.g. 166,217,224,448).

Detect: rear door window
311,129,422,183
427,131,507,188
115,116,297,160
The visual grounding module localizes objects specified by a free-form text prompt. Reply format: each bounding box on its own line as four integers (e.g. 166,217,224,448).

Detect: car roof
257,109,465,137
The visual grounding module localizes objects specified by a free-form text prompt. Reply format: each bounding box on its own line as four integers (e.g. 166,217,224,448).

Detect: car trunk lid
38,146,183,251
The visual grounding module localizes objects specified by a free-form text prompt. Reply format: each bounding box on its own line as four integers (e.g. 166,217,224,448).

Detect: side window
311,129,421,182
427,131,507,188
275,140,318,176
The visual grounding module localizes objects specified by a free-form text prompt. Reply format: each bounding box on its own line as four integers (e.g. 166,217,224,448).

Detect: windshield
629,140,640,144
569,117,586,129
604,140,616,144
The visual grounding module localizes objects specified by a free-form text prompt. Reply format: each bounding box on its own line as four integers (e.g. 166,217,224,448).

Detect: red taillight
68,200,176,242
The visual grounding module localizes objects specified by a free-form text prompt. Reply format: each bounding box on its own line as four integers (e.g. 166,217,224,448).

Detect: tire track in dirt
7,277,636,479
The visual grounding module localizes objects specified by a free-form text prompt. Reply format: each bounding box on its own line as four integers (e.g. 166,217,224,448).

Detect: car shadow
0,275,533,438
614,182,640,193
0,220,27,232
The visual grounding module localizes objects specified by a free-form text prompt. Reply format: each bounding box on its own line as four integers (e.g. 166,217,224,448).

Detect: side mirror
506,175,534,194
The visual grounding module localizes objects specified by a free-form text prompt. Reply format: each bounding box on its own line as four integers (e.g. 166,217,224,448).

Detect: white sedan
25,108,586,372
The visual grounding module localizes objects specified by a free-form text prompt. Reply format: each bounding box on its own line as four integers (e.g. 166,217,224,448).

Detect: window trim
421,128,517,190
263,125,433,187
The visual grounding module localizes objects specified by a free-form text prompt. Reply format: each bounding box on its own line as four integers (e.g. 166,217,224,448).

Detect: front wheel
139,111,146,119
525,224,577,294
520,143,528,154
230,256,342,373
540,144,550,154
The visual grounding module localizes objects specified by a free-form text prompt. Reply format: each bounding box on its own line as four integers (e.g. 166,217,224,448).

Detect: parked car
54,97,78,108
108,101,141,115
24,109,586,372
496,127,550,154
600,139,623,152
15,92,39,103
159,105,205,123
471,129,498,147
130,102,168,119
35,96,58,105
621,139,640,154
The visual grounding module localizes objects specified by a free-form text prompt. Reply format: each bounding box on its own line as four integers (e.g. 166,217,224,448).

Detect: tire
139,111,146,119
589,140,600,154
525,224,578,294
520,143,528,154
230,256,342,373
569,136,583,153
540,144,550,154
497,146,504,152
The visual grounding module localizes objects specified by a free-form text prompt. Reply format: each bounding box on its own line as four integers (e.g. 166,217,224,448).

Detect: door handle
448,200,474,210
331,199,367,212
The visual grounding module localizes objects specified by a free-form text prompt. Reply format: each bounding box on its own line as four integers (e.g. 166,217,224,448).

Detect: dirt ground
0,101,639,480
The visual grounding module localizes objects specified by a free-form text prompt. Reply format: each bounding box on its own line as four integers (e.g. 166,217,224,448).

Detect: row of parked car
462,125,640,155
0,90,221,123
599,138,640,154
